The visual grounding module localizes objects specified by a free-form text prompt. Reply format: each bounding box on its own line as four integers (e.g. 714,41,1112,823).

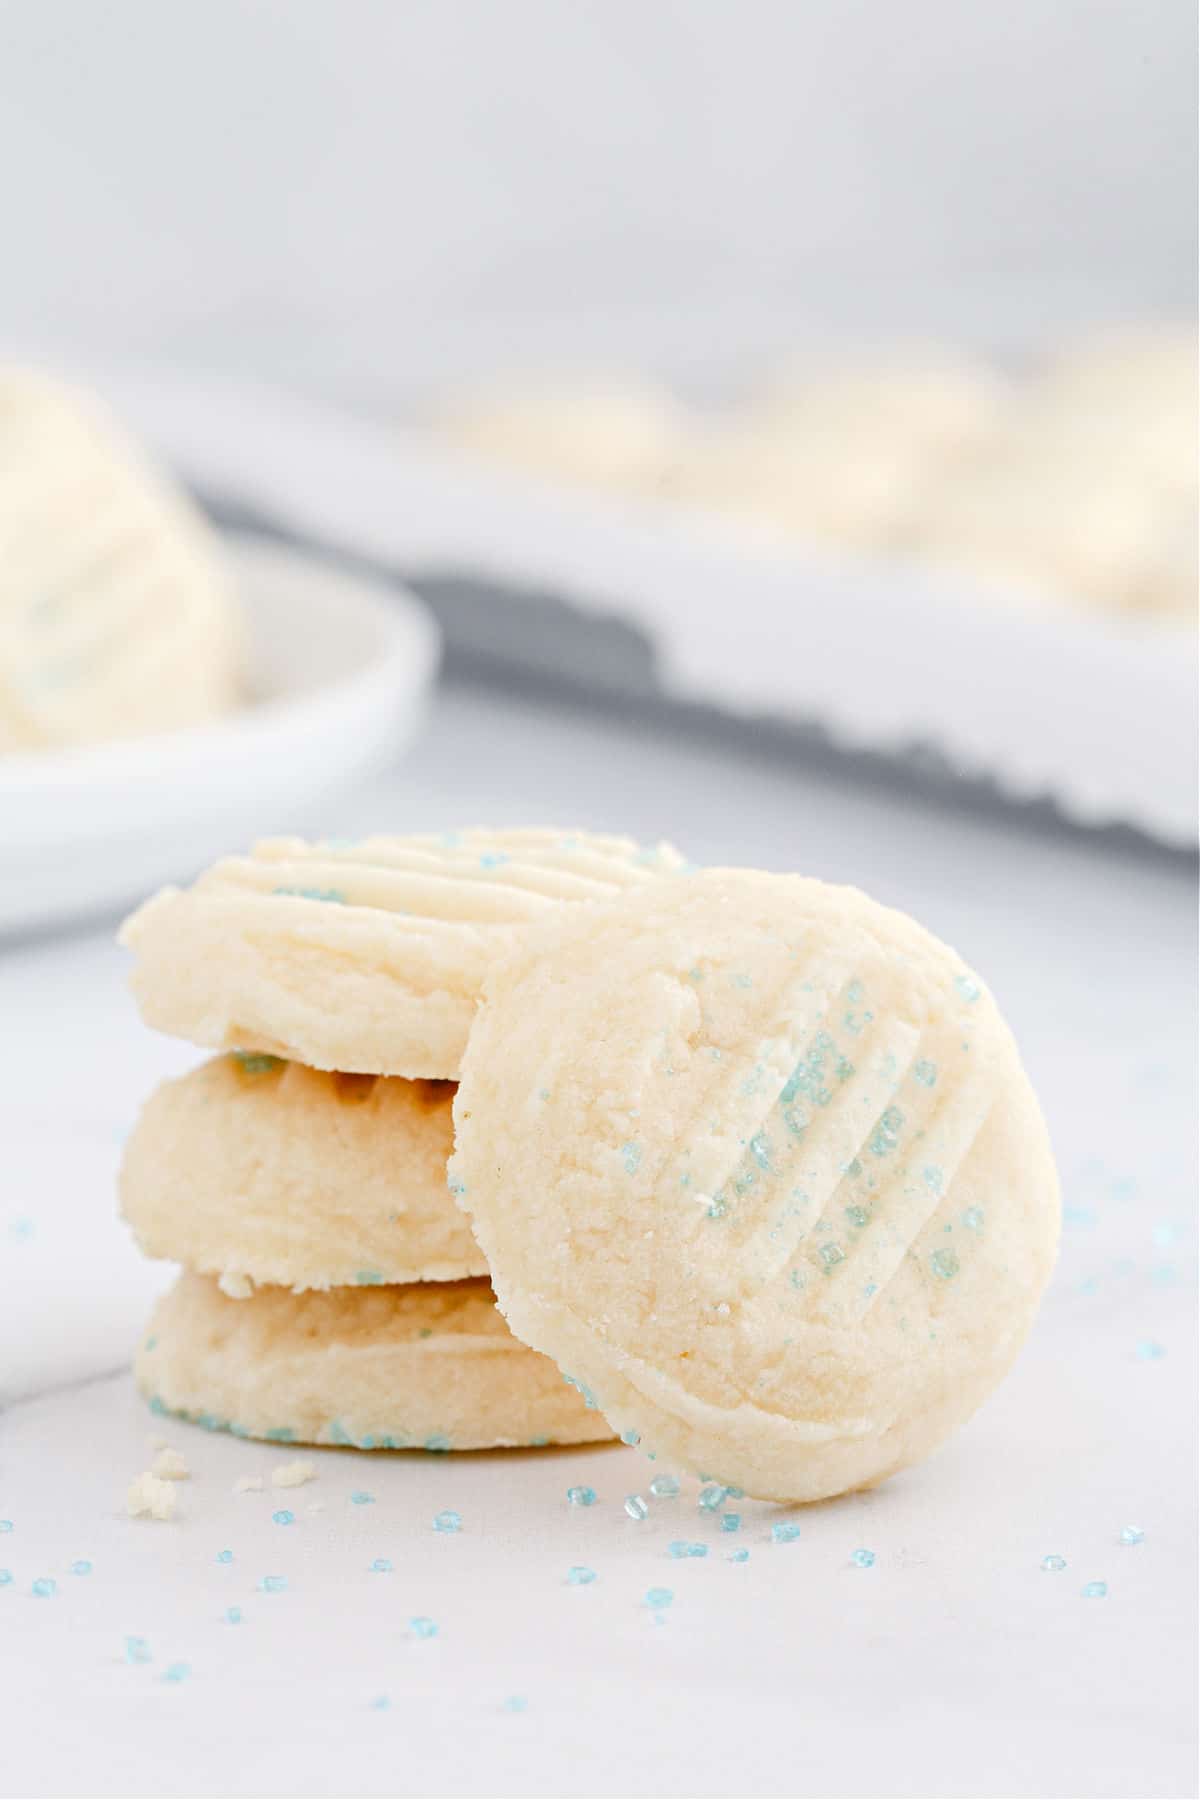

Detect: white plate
0,537,440,934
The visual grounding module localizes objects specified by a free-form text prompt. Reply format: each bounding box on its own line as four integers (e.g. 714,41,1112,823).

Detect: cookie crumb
152,1447,189,1481
218,1270,255,1300
127,1472,177,1520
233,1475,264,1494
271,1459,317,1489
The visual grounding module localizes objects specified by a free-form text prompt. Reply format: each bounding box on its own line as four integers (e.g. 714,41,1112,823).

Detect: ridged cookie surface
120,828,686,1078
121,1054,481,1292
137,1272,614,1451
451,869,1060,1501
0,367,240,751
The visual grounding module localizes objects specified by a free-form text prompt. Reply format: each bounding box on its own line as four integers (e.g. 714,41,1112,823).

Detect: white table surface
1,683,1196,1800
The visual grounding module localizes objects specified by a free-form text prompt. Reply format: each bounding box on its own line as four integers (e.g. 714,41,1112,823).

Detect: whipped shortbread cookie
120,828,686,1079
137,1272,615,1451
451,870,1060,1502
0,367,240,751
120,1054,482,1292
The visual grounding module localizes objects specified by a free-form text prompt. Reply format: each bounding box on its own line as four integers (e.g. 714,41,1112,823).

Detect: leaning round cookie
137,1272,615,1451
450,869,1060,1502
120,1053,482,1292
119,828,686,1079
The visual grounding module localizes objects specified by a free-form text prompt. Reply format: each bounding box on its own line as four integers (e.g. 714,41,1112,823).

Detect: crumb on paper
127,1472,177,1520
271,1459,317,1489
152,1447,189,1481
233,1475,264,1494
306,1502,325,1515
218,1271,255,1300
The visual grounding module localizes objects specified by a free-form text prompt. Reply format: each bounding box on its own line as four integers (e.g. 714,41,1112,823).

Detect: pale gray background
1,0,1196,403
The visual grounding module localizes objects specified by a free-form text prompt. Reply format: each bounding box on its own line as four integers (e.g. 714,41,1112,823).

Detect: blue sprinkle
624,1495,649,1521
163,1663,191,1684
478,852,508,869
720,1514,741,1534
370,1558,393,1573
955,974,981,1003
272,886,346,904
851,1548,876,1568
409,1616,438,1639
354,1270,384,1286
818,1242,845,1270
1119,1526,1145,1546
31,1577,56,1597
351,1491,375,1505
70,1560,92,1576
620,1142,642,1175
962,1207,985,1232
0,1521,12,1534
845,1204,870,1229
567,1565,597,1586
667,1541,707,1559
728,1548,750,1563
1136,1340,1166,1361
1082,1580,1108,1599
620,1429,641,1447
232,1052,284,1075
502,1695,528,1714
424,1433,452,1453
724,1486,744,1500
125,1636,152,1664
8,1217,34,1243
272,1510,295,1526
698,1483,727,1512
369,1694,390,1711
265,1427,295,1443
772,1521,801,1545
225,1606,242,1624
1042,1555,1068,1572
258,1576,287,1593
649,1476,680,1499
447,1174,467,1199
645,1587,673,1610
433,1509,462,1534
930,1248,959,1281
216,1550,233,1564
913,1059,938,1088
567,1486,597,1508
0,1569,11,1587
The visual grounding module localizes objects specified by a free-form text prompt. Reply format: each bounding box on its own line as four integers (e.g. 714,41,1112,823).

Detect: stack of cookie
118,828,685,1453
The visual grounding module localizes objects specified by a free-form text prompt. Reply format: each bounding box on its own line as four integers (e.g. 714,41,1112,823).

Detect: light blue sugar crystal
502,1695,528,1714
409,1616,438,1639
845,1204,870,1229
258,1575,287,1593
0,1570,11,1587
1136,1340,1166,1361
370,1558,393,1573
1041,1555,1068,1572
0,1520,12,1533
913,1059,938,1088
447,1173,467,1199
1119,1526,1145,1546
225,1606,242,1624
620,1429,641,1447
930,1249,959,1281
125,1636,152,1664
698,1484,727,1512
728,1548,750,1563
566,1486,597,1508
70,1560,92,1576
649,1476,680,1499
851,1548,876,1568
216,1549,233,1564
354,1270,384,1286
272,886,346,904
818,1242,845,1270
369,1694,390,1711
1082,1580,1108,1599
620,1142,642,1175
772,1521,801,1545
479,852,508,868
962,1207,985,1232
351,1491,375,1505
720,1514,741,1534
272,1510,294,1526
955,974,981,1003
433,1510,462,1534
163,1663,191,1684
645,1587,673,1610
624,1494,649,1521
31,1578,56,1597
567,1566,597,1586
